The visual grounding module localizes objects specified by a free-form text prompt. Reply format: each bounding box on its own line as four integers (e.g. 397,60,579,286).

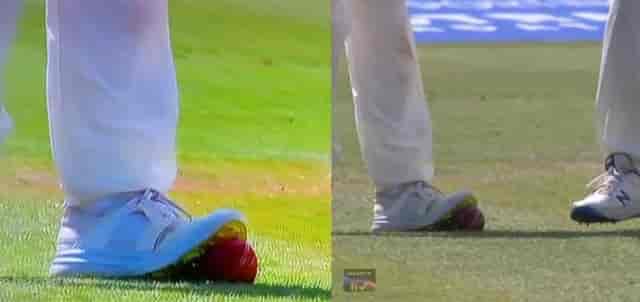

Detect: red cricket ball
453,206,485,231
201,238,259,283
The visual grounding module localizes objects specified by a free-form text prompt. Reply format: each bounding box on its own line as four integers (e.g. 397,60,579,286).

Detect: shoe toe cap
570,205,616,223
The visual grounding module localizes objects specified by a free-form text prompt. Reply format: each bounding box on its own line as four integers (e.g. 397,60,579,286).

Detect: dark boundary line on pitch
332,229,640,239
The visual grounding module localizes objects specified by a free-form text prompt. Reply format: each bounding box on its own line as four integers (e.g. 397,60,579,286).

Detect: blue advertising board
408,0,610,43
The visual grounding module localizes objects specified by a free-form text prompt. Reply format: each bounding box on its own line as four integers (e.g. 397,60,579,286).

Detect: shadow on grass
333,229,640,239
0,276,330,299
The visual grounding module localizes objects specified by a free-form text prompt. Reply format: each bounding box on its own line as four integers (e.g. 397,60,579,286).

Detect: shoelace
66,189,193,251
130,189,194,251
131,189,192,222
587,168,624,195
414,181,444,201
412,182,445,215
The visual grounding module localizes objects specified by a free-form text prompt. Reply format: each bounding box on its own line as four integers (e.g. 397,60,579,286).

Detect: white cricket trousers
0,0,179,206
334,0,433,190
47,0,178,206
596,0,640,162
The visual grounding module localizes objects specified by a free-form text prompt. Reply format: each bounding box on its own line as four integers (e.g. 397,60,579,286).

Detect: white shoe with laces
49,189,247,278
571,153,640,223
371,181,478,232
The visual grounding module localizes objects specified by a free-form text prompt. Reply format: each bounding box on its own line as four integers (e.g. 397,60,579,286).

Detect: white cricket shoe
571,153,640,223
371,181,478,232
49,189,247,278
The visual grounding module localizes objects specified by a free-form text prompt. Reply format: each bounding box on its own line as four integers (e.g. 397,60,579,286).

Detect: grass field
0,1,330,301
332,43,640,302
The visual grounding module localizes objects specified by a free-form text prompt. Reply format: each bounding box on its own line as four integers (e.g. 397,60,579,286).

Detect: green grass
0,1,330,301
332,43,640,302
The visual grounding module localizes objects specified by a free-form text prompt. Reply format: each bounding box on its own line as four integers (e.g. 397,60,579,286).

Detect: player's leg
47,0,246,278
331,0,347,163
339,0,480,232
0,0,21,145
571,0,640,223
344,0,433,189
47,0,179,205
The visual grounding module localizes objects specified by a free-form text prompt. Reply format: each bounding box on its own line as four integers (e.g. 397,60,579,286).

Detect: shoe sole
420,194,481,231
148,220,247,280
570,206,619,224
